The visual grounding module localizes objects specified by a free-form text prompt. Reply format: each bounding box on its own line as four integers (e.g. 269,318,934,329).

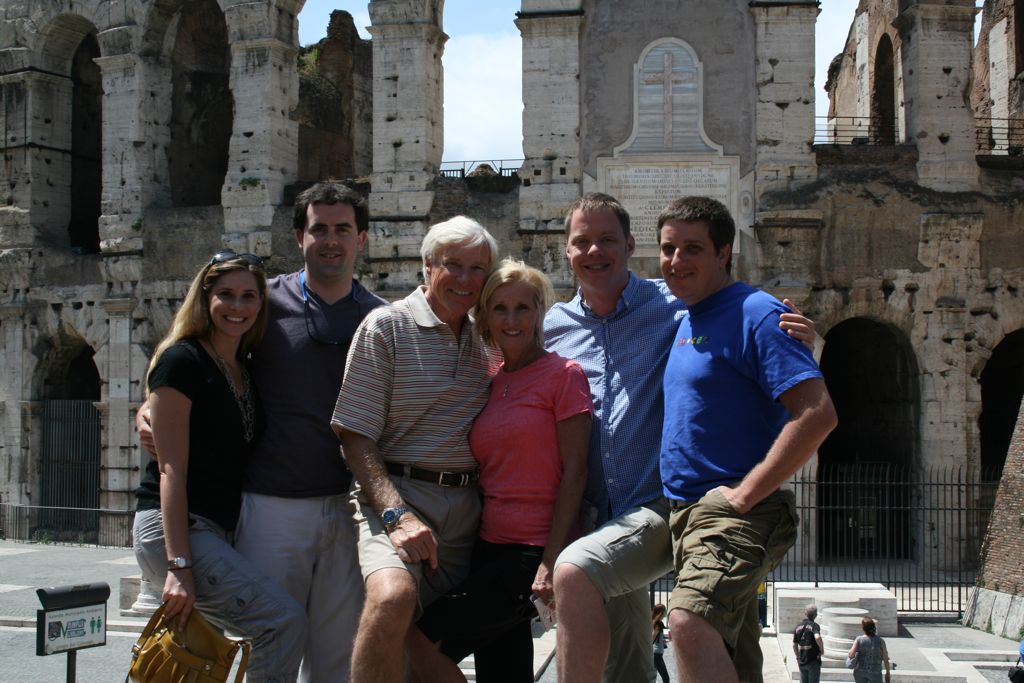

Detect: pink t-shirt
470,351,592,547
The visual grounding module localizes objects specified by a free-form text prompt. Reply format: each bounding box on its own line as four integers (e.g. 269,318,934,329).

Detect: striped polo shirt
332,286,500,470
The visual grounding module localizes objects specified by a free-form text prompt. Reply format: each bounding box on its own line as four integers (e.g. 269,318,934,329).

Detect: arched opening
68,32,102,254
817,318,918,560
38,342,102,542
872,34,897,145
978,329,1024,481
168,0,232,207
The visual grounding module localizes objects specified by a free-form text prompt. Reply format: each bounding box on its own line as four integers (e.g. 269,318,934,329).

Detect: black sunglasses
209,250,265,269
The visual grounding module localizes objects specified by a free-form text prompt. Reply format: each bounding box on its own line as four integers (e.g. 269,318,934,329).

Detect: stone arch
167,0,233,207
11,13,104,249
978,328,1024,481
816,317,919,560
872,33,897,145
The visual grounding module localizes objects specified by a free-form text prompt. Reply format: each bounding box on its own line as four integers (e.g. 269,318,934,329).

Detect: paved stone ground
1,540,1019,682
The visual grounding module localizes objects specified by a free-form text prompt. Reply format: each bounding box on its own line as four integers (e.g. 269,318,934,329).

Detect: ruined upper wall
579,0,757,179
295,11,374,182
972,0,1023,124
827,0,903,126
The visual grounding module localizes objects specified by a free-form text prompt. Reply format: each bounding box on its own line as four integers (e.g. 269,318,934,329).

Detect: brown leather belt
385,462,479,488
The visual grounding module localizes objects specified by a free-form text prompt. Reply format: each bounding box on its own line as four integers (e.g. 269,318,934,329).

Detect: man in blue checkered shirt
543,193,816,683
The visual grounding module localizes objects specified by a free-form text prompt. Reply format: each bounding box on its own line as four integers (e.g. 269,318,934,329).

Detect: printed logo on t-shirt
677,335,710,346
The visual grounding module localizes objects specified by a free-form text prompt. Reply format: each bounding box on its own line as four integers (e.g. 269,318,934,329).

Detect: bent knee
668,608,719,645
553,562,591,592
364,569,418,618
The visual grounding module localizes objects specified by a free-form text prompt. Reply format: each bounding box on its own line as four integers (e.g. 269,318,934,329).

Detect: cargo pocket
200,556,259,622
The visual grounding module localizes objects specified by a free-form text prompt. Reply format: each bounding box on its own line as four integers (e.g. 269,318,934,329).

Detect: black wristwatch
381,506,409,533
167,556,192,571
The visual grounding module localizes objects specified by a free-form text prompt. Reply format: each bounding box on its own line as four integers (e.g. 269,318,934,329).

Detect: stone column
0,68,73,247
219,32,299,256
366,0,445,293
750,0,819,199
893,1,979,191
916,212,982,571
92,53,172,256
0,304,28,507
515,1,583,287
98,299,138,545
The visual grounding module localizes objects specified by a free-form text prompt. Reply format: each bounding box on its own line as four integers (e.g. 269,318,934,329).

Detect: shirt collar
576,271,641,319
407,286,444,328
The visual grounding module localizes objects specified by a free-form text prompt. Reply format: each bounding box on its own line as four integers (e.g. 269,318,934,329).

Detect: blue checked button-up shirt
544,273,686,523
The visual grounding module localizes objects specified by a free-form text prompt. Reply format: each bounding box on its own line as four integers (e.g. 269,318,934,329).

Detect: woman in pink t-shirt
409,258,592,682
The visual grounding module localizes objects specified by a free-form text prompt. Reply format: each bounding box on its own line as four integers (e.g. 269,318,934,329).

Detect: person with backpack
792,604,824,683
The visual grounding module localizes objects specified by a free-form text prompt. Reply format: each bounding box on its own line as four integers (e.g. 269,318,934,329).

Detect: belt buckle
439,472,470,487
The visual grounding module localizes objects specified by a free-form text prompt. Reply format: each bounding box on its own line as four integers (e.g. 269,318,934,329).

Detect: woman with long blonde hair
133,251,307,683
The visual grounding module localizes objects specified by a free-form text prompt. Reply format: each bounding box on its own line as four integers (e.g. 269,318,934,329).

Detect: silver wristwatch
167,556,192,571
381,506,409,533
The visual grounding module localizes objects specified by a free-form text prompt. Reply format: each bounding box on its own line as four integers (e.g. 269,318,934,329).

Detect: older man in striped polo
331,216,501,683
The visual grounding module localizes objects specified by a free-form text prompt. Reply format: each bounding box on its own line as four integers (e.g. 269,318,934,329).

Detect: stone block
775,585,897,636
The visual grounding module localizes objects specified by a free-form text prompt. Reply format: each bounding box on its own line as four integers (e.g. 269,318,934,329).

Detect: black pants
418,539,543,682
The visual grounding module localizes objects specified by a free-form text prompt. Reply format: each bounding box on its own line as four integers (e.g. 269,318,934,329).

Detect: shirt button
607,478,614,484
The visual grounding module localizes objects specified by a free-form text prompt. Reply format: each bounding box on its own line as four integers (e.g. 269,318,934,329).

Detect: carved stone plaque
598,156,739,255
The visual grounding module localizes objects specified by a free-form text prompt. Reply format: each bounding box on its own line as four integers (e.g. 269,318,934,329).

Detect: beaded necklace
210,351,256,443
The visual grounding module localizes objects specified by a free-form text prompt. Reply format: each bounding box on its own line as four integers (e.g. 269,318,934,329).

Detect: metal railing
650,463,996,616
975,119,1024,156
438,159,523,178
814,116,899,146
0,504,135,548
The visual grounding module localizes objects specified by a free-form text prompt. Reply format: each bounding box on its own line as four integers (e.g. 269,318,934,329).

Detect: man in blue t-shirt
657,196,837,683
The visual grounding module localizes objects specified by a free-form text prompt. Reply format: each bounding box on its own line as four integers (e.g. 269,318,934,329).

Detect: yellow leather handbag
127,603,250,683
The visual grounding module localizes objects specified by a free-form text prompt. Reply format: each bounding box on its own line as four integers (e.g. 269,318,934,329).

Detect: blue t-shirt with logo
660,281,821,501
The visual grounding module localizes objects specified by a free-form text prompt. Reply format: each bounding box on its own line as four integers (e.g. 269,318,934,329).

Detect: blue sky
295,1,976,162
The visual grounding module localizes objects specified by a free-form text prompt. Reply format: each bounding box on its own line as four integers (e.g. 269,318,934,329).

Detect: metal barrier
814,116,897,146
0,504,134,548
649,464,996,616
438,159,523,178
976,119,1024,155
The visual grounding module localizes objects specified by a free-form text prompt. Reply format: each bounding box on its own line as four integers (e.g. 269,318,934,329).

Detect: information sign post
35,582,110,683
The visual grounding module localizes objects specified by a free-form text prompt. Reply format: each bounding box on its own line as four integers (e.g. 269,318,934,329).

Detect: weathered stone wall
295,11,373,182
973,0,1024,152
579,0,757,179
964,399,1024,639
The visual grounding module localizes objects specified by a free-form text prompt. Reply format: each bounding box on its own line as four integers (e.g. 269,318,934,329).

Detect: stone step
792,667,969,683
943,649,1019,662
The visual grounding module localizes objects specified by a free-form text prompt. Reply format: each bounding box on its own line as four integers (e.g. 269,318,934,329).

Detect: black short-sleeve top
135,338,265,531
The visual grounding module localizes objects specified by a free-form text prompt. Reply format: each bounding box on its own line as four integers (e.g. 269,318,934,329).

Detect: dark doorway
39,345,102,542
169,0,232,207
817,318,918,559
978,329,1024,481
872,34,896,145
68,32,102,253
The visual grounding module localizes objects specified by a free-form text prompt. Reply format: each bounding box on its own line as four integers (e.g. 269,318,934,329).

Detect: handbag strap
231,639,252,683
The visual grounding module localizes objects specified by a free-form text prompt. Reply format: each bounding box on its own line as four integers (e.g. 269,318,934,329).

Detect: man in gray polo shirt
332,216,501,683
138,181,385,681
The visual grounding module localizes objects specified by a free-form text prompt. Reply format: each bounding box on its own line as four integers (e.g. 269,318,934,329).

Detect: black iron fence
438,159,523,178
651,464,996,616
976,119,1024,156
0,504,134,547
814,116,898,146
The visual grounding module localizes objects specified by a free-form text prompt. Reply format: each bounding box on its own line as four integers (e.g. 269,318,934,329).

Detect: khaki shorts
555,497,672,682
668,488,797,681
352,473,481,613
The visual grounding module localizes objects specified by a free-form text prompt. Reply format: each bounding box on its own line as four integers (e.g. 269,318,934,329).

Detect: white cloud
442,33,524,162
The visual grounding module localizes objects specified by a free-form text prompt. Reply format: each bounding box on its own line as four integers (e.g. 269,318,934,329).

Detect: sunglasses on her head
209,251,265,269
